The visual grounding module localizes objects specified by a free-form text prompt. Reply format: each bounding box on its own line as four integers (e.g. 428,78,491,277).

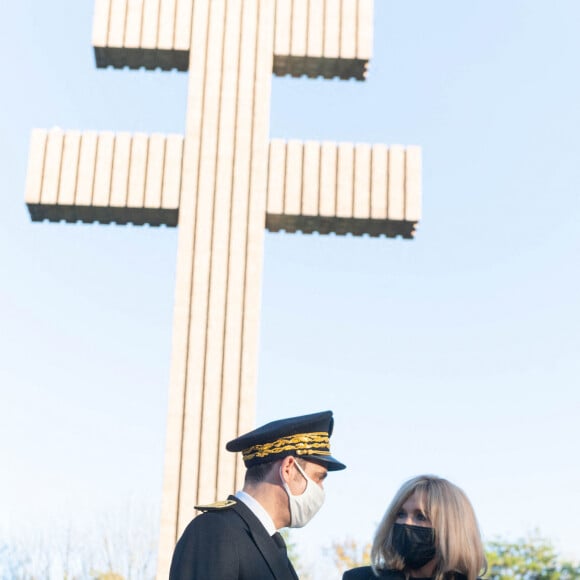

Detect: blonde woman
343,475,486,580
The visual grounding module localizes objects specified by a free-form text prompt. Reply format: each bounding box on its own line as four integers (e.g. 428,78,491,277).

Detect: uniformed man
169,410,346,579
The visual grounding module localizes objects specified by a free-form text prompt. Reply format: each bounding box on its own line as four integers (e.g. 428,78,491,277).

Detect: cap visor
307,454,346,471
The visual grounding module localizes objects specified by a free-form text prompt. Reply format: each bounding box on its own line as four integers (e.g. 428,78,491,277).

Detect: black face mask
392,523,436,570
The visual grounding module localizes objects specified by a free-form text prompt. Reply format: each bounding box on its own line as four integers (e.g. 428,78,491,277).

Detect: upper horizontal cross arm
93,0,372,79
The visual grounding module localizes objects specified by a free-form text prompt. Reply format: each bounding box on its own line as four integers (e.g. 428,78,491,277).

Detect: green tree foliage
91,573,125,580
330,538,371,575
486,532,580,580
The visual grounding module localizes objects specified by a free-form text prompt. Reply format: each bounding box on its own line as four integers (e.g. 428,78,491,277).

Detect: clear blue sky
1,1,579,577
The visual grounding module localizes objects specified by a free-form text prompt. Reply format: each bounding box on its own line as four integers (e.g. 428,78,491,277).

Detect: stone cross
24,1,421,577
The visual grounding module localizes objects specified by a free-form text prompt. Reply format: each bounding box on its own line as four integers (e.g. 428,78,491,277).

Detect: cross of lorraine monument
25,0,421,577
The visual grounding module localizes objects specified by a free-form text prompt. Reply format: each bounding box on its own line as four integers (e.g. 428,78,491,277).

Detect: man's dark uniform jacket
169,496,298,580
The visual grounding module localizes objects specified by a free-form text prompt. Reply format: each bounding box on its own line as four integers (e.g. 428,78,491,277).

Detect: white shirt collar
234,490,277,536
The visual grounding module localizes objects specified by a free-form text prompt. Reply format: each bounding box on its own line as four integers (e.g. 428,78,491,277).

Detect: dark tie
272,531,287,554
272,532,299,579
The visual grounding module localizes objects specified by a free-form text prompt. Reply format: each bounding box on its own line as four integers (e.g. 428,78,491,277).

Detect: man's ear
279,455,296,484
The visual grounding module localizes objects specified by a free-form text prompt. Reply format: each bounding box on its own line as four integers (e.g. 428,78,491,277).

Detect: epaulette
194,499,237,512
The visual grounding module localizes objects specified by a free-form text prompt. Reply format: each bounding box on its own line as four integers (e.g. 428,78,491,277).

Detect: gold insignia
242,432,331,461
194,499,237,512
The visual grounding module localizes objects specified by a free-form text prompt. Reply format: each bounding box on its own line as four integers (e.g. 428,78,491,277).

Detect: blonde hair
371,475,486,580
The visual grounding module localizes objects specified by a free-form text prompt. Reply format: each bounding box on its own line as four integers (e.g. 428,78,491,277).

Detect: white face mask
280,460,325,528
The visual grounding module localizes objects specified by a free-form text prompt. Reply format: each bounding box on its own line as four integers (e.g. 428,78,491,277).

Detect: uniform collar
234,490,277,536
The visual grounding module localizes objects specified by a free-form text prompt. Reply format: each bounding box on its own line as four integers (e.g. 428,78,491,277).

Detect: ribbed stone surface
266,140,421,238
25,129,183,226
24,2,421,577
25,130,421,237
93,0,372,79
